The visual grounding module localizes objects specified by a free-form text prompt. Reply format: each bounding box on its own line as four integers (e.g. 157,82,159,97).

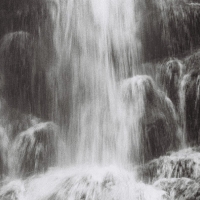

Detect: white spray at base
0,166,167,200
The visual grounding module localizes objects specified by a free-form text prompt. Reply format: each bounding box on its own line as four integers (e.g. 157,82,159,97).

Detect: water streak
46,0,140,166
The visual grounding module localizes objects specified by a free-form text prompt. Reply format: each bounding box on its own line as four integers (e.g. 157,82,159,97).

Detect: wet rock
0,105,44,179
10,122,60,177
0,0,50,36
180,69,200,145
158,59,185,112
138,148,200,183
0,31,52,120
184,50,200,72
154,178,200,200
140,0,200,62
121,75,179,163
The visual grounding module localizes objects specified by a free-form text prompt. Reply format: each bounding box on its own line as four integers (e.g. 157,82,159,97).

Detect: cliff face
1,0,200,64
139,0,200,62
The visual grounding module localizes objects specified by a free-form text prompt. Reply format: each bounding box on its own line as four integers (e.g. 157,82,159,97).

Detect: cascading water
48,0,141,166
1,0,199,199
179,69,200,146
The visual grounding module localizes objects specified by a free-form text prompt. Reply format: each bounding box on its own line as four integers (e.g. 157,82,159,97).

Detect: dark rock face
1,0,200,65
180,70,200,145
0,31,52,120
158,59,185,112
139,0,200,62
10,122,60,177
0,0,56,123
121,75,178,163
0,0,53,46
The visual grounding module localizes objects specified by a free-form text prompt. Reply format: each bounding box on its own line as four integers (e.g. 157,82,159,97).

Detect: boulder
180,69,200,145
10,122,60,177
138,148,200,183
120,75,179,163
154,178,200,200
158,59,185,112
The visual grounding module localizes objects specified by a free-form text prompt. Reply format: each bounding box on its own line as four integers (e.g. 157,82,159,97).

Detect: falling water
179,70,200,146
1,0,199,199
46,0,141,166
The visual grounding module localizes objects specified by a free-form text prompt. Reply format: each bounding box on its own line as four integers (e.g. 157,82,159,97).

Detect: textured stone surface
10,122,60,177
140,0,200,61
121,75,178,163
154,178,200,200
138,148,200,183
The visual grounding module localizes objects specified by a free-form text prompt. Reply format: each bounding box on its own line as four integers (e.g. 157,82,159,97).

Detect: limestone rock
154,178,200,200
138,148,200,183
10,122,61,177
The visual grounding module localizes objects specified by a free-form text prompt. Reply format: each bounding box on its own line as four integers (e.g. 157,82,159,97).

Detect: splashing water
0,166,168,200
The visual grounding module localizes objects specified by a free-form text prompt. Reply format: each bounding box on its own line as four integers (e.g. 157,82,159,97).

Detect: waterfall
46,0,141,166
1,0,199,199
